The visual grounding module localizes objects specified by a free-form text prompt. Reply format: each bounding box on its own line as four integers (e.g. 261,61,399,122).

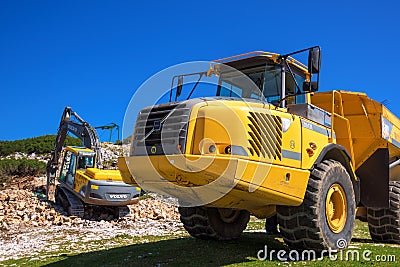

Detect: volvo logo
154,120,161,131
140,114,169,142
109,194,128,199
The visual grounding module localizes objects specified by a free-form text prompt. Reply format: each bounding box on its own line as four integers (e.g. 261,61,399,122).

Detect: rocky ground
0,144,184,262
0,179,183,261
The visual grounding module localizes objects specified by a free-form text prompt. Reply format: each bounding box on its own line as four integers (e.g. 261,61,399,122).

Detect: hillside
0,135,81,156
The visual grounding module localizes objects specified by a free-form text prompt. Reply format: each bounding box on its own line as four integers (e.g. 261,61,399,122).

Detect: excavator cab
59,146,95,185
47,106,140,218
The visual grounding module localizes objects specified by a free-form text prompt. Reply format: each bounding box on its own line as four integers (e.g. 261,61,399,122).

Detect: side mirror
308,47,321,74
176,76,183,99
303,81,318,92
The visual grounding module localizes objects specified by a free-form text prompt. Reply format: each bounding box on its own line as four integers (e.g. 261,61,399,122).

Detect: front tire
178,206,250,240
277,159,356,251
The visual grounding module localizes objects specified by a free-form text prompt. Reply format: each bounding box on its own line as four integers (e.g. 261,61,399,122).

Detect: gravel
0,143,185,262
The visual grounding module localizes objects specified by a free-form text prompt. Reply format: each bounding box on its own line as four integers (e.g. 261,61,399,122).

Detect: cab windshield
165,61,307,105
218,64,306,105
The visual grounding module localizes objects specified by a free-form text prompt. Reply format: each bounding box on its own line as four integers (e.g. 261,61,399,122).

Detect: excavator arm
46,107,102,198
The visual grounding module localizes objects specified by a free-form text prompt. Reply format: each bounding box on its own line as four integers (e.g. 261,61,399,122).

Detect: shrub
0,158,46,177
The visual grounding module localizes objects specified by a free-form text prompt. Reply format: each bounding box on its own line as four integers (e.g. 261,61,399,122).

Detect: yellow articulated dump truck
118,46,400,251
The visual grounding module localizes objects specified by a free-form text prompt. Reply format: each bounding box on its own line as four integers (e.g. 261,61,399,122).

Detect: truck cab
214,52,309,106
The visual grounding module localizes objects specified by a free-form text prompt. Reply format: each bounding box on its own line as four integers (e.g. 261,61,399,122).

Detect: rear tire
277,159,356,251
178,206,250,240
367,181,400,244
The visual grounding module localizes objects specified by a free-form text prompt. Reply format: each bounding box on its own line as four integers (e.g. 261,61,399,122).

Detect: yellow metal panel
122,154,309,213
190,100,303,169
184,101,207,154
73,171,89,193
235,158,309,202
118,156,139,186
91,184,99,190
83,168,123,181
300,119,332,169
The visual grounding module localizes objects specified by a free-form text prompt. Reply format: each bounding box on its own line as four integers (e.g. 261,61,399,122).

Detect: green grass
1,220,398,267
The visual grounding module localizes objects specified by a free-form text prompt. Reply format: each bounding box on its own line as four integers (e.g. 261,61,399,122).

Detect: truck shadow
43,232,288,267
350,238,376,244
43,232,379,266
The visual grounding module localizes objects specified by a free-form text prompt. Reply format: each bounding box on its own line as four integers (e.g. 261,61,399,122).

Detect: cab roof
212,51,308,74
65,146,95,154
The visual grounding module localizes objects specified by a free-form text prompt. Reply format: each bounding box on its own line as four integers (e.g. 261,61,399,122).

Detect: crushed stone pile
0,187,180,232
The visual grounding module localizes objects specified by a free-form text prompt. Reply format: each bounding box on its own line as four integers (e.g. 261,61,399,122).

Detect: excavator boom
46,107,102,199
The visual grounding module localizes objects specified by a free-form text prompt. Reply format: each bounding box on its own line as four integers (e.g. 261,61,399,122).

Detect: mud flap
356,148,389,208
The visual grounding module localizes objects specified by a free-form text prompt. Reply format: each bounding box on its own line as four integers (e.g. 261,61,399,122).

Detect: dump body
311,90,400,207
311,90,400,175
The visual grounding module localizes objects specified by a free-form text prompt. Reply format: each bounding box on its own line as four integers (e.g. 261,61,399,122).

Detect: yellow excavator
46,107,140,218
119,46,400,251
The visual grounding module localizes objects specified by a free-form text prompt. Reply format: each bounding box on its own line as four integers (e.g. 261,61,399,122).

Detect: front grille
133,103,190,155
247,112,282,160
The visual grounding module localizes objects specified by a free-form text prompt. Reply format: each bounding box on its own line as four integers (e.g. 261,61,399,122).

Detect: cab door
59,150,76,185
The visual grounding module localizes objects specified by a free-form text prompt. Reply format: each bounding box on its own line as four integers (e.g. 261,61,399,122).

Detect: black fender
313,144,360,205
355,148,389,208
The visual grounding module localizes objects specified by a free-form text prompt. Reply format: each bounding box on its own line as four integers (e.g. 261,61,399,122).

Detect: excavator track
55,185,85,217
117,206,130,217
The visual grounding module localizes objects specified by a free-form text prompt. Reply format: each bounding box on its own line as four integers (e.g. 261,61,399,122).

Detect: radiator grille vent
133,103,190,155
247,112,282,160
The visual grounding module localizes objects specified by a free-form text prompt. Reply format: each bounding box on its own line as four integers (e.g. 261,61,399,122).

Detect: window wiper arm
274,91,308,109
283,58,301,94
186,73,204,100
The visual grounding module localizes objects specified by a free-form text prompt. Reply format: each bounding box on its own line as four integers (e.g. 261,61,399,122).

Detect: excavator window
77,155,95,169
60,151,72,182
66,153,76,185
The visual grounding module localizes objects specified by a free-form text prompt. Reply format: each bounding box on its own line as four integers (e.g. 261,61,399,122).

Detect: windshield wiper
283,59,301,95
170,72,206,102
274,91,308,109
186,73,204,100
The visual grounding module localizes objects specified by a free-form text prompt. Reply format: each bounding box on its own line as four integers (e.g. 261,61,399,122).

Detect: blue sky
1,0,399,141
